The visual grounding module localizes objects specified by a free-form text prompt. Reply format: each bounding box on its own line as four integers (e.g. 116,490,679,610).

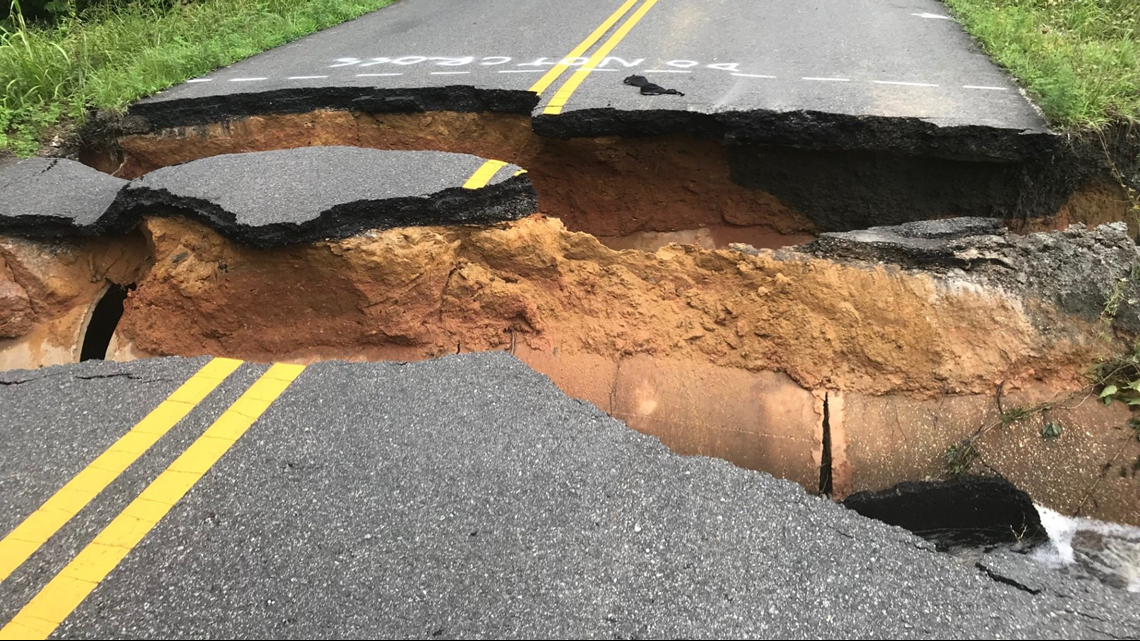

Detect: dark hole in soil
842,475,1049,551
818,392,833,496
81,284,133,361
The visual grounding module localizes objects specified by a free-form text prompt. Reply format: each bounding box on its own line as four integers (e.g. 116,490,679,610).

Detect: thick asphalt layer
0,159,126,236
1,354,1138,638
106,147,535,248
130,0,1051,159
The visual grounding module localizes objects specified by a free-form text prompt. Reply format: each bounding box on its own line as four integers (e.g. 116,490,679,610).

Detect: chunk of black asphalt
2,355,1137,638
842,475,1050,550
806,217,1008,267
623,75,685,96
105,147,537,248
0,158,128,236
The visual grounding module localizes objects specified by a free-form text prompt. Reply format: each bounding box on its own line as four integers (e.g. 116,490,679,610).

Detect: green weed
1040,421,1064,439
946,438,982,475
0,0,396,153
944,0,1139,129
999,405,1032,426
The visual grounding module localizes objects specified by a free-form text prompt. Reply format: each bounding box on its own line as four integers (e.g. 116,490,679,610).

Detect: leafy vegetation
998,405,1032,426
944,0,1139,129
1,0,396,154
945,438,982,475
1040,421,1064,439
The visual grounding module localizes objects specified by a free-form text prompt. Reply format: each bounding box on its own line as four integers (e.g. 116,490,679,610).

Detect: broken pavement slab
106,146,536,248
841,475,1049,549
0,158,128,237
805,218,1140,334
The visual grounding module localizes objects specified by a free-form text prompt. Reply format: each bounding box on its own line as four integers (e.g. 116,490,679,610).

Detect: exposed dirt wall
118,215,1108,397
838,387,1140,524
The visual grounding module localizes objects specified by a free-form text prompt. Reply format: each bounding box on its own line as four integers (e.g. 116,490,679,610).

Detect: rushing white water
1033,505,1140,592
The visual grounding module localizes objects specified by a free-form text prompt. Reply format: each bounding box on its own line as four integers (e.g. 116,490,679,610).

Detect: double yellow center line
0,358,306,640
530,0,661,115
462,1,660,185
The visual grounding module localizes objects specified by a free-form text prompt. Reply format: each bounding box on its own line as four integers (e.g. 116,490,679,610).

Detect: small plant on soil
1093,342,1140,406
945,383,1075,476
1099,263,1140,333
945,439,981,476
999,405,1032,427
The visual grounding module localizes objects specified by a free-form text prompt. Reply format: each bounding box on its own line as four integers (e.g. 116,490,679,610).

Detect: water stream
1033,505,1140,592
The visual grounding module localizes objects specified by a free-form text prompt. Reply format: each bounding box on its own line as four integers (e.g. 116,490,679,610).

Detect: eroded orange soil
117,215,1106,397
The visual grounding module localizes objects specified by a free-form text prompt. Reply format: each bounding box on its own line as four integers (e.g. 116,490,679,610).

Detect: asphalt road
1,355,1138,639
130,0,1050,158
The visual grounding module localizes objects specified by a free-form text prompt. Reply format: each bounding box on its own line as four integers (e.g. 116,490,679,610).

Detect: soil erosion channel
3,105,1140,528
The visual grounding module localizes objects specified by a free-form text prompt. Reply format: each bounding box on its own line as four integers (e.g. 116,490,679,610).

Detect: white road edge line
963,85,1008,91
356,73,403,77
802,77,851,82
912,12,952,20
732,73,776,79
185,78,213,83
229,77,268,82
873,80,939,87
431,71,471,75
287,75,329,80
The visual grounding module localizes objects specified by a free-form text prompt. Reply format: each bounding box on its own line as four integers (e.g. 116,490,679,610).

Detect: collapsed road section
1,145,1139,525
0,150,534,246
105,147,535,248
4,0,1139,535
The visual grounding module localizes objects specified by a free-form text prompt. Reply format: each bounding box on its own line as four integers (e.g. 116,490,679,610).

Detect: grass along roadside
0,0,396,156
943,0,1138,130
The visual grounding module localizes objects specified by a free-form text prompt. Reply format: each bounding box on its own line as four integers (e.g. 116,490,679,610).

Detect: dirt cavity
2,214,1138,523
29,110,1140,525
1023,179,1137,237
0,231,150,370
